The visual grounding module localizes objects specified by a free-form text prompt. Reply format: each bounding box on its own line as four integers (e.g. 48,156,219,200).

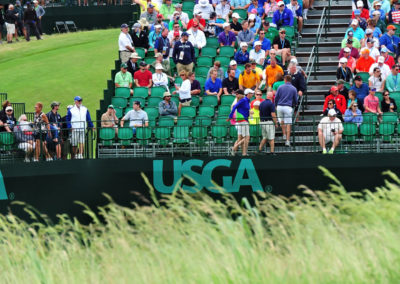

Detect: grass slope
0,29,119,117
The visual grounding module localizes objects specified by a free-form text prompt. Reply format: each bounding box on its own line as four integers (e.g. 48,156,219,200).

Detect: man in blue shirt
225,60,242,78
258,92,278,154
234,42,250,64
228,89,254,156
154,28,170,61
255,29,271,55
205,69,223,101
272,1,293,29
379,25,400,55
350,75,369,112
172,32,195,73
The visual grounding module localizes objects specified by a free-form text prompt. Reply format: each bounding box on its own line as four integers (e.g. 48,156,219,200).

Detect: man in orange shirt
355,48,375,73
265,58,284,91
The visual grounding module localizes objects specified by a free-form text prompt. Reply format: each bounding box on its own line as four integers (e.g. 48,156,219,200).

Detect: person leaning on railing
13,114,35,162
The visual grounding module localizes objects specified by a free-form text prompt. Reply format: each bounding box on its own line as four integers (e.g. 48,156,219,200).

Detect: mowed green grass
0,29,119,117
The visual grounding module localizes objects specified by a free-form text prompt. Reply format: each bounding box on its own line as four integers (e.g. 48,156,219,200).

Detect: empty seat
202,95,218,107
99,128,115,146
198,106,215,117
115,87,131,99
181,106,196,118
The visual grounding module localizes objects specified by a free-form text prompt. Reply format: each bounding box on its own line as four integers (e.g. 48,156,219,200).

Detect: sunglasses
375,70,381,72
6,110,12,112
280,32,286,34
260,32,265,34
165,95,171,97
383,94,389,96
328,103,333,105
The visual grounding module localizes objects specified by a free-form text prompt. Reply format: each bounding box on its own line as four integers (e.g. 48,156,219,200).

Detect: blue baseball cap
381,47,388,53
121,23,129,29
74,96,82,101
181,32,189,37
148,3,154,8
370,87,376,92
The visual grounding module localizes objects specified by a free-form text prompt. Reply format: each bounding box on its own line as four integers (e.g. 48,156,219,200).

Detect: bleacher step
298,41,341,48
307,13,350,19
301,31,345,38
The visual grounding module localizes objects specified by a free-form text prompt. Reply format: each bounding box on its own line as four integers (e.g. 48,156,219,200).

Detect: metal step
308,79,336,86
301,31,345,38
300,36,344,42
304,17,350,25
297,46,340,52
307,13,350,19
296,51,339,57
304,22,349,29
302,27,347,33
298,41,341,47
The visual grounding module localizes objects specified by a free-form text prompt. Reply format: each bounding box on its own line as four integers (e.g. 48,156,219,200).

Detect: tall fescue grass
1,167,400,283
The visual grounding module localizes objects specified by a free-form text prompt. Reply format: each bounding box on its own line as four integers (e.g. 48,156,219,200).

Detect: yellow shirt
238,70,260,89
139,0,159,13
265,65,284,87
249,108,260,125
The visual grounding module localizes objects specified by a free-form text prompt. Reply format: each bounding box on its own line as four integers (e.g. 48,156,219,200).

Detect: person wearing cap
336,79,349,102
152,52,172,76
369,56,390,80
168,11,183,30
135,0,159,14
352,1,369,20
194,0,214,20
23,2,41,41
227,13,241,36
351,9,367,30
159,92,178,118
33,0,45,35
389,1,400,24
204,12,224,37
345,19,365,41
215,0,231,22
371,11,386,33
224,60,241,78
250,60,263,79
265,58,284,90
115,63,134,95
119,24,135,64
148,24,163,48
362,36,380,60
380,46,395,69
239,63,260,90
255,29,271,55
230,0,251,10
13,115,35,162
274,75,297,146
336,57,353,83
121,101,149,135
223,68,240,94
168,22,182,41
66,97,94,160
338,47,356,72
234,42,250,65
272,1,293,29
248,10,262,34
173,71,192,116
272,28,291,65
152,64,169,90
318,108,343,154
379,25,400,55
205,69,223,101
140,3,159,24
218,23,236,47
249,41,266,66
0,106,16,133
172,31,195,73
101,105,119,135
131,23,150,52
160,0,174,20
384,64,400,92
365,19,382,42
174,4,189,28
228,89,254,156
258,92,278,154
350,75,369,111
355,48,375,73
151,14,169,32
344,101,363,126
188,21,207,50
238,20,255,47
369,66,385,92
369,0,385,21
187,11,206,31
134,61,153,94
341,31,361,50
323,86,346,114
286,0,303,34
364,88,382,115
127,52,141,77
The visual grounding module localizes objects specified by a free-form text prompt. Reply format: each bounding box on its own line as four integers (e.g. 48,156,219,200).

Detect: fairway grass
1,168,400,283
0,29,119,116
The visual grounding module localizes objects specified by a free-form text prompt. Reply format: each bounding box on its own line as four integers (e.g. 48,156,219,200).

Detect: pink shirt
364,94,379,113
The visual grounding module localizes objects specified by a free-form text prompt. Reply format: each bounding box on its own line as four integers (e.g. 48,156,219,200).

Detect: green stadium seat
390,92,400,106
174,77,183,86
211,125,228,144
144,57,156,65
118,127,133,146
218,105,231,117
281,26,295,40
197,56,213,67
135,47,146,59
115,87,131,99
194,47,200,58
114,108,124,119
151,87,166,98
229,125,238,140
232,9,247,20
362,113,378,124
171,96,180,106
111,97,127,109
216,117,231,126
343,123,358,142
375,92,383,102
214,56,230,67
202,95,218,107
379,123,395,142
158,116,175,127
133,87,149,98
382,112,398,123
195,66,210,78
196,77,206,88
177,116,193,126
182,1,195,10
144,107,159,121
155,127,171,146
136,127,152,146
191,96,200,107
249,125,262,143
147,97,163,107
173,126,190,144
237,64,245,73
99,128,115,146
221,95,235,105
198,106,215,117
360,123,375,141
265,28,279,42
192,126,208,146
194,116,212,126
357,72,370,83
201,46,217,57
181,106,196,117
219,46,235,58
205,38,219,49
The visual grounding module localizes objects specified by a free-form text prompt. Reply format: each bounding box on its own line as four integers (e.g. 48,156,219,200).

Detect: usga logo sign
153,159,263,193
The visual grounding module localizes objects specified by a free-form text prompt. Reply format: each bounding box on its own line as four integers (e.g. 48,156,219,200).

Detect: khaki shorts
71,129,85,146
176,63,194,74
261,121,275,140
119,51,132,64
236,121,250,137
6,23,15,35
180,100,192,106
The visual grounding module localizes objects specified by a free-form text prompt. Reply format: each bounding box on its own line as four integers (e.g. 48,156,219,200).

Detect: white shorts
261,121,275,140
236,121,250,137
276,105,293,124
71,129,85,146
6,23,15,35
18,142,35,151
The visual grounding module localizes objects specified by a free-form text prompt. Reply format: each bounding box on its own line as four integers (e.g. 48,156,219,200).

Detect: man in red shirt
134,61,153,95
380,47,395,69
323,86,347,114
356,48,375,73
352,1,369,20
187,11,206,31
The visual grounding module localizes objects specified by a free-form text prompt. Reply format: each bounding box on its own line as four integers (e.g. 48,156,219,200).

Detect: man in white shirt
188,22,207,50
369,56,391,80
366,38,380,60
118,23,135,63
173,70,192,116
215,0,230,22
194,0,214,20
121,101,149,135
175,4,189,28
152,64,169,90
318,109,343,154
249,41,266,65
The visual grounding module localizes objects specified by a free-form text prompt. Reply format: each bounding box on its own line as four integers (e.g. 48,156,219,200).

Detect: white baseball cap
240,42,248,48
229,60,237,65
378,56,385,63
328,109,337,116
356,0,363,7
344,47,351,52
339,57,347,63
351,19,358,25
155,24,162,29
277,1,285,6
199,0,208,6
222,22,230,28
254,41,261,46
244,89,255,95
155,64,164,70
232,12,240,18
249,14,256,20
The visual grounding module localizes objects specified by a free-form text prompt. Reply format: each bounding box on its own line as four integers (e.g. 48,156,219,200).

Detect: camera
331,129,336,133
